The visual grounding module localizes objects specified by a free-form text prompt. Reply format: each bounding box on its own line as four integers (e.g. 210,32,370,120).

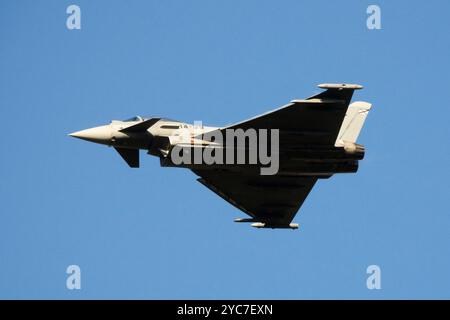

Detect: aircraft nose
69,125,112,145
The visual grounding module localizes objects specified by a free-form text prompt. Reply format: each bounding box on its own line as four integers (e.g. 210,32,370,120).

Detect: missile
251,222,266,228
251,222,299,230
234,218,257,223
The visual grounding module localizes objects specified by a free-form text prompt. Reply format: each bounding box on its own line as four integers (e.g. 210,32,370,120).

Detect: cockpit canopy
123,116,143,122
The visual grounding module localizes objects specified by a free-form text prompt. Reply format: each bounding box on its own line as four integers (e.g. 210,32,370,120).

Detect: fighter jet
69,83,372,229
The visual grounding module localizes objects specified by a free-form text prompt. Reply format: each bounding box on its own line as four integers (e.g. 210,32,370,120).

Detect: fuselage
70,116,364,176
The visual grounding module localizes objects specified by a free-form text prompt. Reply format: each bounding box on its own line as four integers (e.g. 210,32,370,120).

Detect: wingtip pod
318,83,363,90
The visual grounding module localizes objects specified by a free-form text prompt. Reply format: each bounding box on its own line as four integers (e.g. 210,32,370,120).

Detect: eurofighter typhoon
69,84,372,230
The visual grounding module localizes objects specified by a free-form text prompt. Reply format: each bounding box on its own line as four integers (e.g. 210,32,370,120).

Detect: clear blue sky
1,0,449,299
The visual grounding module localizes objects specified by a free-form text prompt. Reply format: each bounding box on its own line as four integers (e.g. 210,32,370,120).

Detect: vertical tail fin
335,101,372,146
